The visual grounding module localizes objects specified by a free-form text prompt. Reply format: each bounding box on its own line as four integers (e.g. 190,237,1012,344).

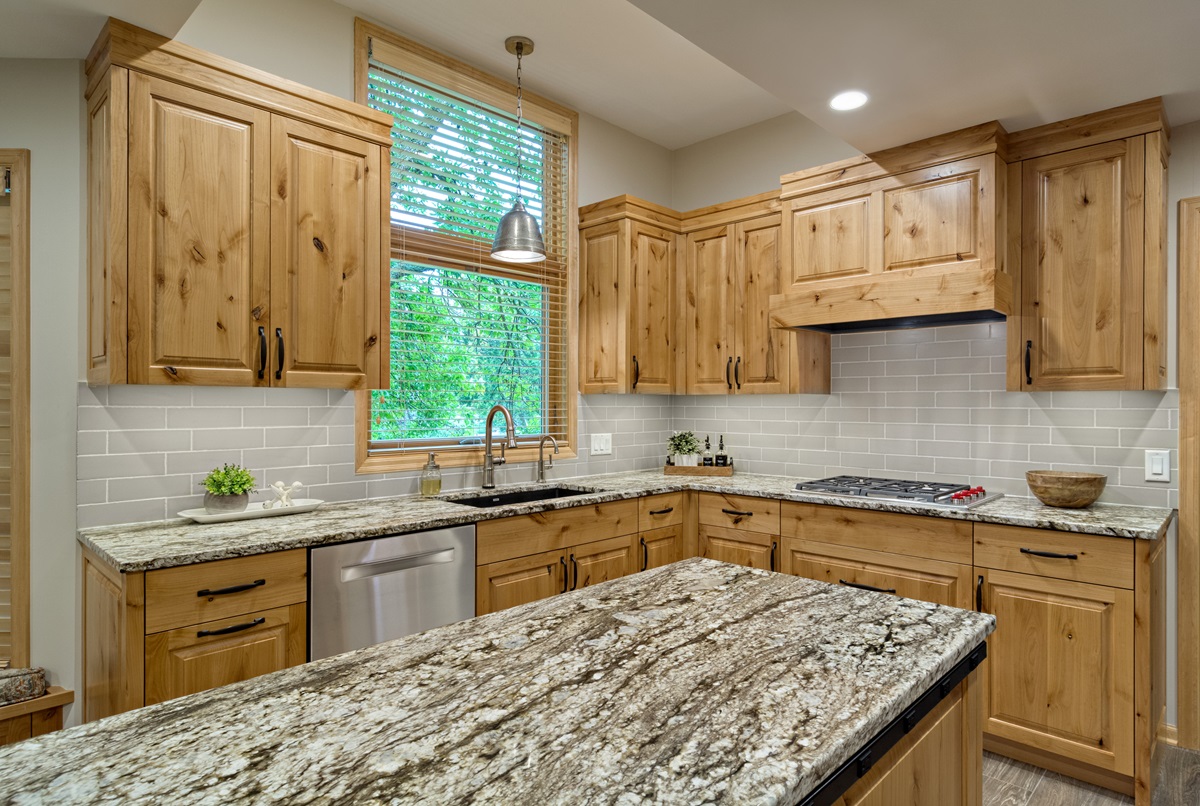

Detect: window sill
356,444,578,475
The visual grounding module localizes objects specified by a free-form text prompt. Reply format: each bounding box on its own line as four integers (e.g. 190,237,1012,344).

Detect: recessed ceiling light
830,90,868,111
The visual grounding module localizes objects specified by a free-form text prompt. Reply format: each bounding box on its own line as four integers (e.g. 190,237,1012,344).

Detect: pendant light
491,35,546,263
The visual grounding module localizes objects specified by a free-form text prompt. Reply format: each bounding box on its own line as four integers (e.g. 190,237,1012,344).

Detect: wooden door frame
1179,197,1200,745
0,150,30,668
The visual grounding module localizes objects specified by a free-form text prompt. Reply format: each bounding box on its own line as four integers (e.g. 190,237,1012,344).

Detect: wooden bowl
1025,470,1106,508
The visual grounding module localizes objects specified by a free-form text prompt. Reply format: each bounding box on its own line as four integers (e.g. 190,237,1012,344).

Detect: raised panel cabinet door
785,196,870,285
144,603,306,706
881,159,988,274
629,221,675,393
699,524,777,571
569,535,634,590
579,221,627,393
684,225,735,394
271,116,383,389
783,539,973,609
475,549,567,616
1021,138,1145,390
980,568,1134,775
733,214,789,394
127,73,271,386
634,525,684,572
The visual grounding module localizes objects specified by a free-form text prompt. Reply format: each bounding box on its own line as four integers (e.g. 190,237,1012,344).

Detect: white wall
578,112,674,207
0,59,85,698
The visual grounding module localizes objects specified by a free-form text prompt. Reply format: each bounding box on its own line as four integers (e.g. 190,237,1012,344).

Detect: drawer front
477,499,639,565
699,524,777,571
974,523,1133,589
698,493,780,535
781,502,972,565
638,493,684,530
145,549,308,634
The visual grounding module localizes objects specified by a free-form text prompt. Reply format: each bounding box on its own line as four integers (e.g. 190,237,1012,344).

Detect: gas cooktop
793,475,1003,510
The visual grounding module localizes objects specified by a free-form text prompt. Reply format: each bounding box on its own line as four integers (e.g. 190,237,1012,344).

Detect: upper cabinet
85,19,392,388
1007,101,1168,391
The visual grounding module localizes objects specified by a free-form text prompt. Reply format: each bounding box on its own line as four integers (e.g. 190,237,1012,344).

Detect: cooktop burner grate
793,475,1003,509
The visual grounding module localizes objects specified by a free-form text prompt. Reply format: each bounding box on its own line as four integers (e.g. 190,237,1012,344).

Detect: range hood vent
794,309,1006,334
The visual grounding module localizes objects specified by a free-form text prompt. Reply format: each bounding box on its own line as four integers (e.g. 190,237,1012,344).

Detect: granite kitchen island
0,559,993,804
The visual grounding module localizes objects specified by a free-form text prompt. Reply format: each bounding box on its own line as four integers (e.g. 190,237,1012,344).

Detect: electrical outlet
1145,450,1171,482
590,433,612,456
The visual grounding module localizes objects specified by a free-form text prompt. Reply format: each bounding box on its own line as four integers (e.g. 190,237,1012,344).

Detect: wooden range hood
769,122,1015,332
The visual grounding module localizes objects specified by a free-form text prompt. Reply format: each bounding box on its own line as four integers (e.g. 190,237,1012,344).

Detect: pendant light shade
491,35,546,264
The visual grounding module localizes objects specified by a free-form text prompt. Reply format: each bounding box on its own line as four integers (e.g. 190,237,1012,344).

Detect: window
354,21,578,472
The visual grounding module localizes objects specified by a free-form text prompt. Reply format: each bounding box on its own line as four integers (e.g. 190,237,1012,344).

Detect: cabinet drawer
639,493,684,529
698,493,780,535
781,502,972,565
974,524,1133,589
145,549,308,634
477,499,639,565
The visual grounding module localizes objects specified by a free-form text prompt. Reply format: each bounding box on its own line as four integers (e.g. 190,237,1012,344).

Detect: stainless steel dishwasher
308,524,475,660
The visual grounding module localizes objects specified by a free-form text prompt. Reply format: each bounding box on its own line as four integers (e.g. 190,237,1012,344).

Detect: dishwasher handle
340,547,456,583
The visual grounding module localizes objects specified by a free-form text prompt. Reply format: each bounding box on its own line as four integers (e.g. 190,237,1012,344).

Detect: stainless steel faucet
482,404,517,489
537,435,559,483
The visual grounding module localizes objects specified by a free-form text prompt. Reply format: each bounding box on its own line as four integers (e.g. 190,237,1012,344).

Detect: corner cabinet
85,18,391,389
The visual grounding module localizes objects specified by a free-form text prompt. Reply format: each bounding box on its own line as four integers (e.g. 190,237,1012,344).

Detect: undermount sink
444,486,602,508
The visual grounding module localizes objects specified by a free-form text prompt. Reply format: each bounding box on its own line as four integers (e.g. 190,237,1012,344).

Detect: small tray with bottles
664,463,734,477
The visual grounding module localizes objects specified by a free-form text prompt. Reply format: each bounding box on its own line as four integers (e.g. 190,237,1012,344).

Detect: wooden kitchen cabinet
634,493,687,572
578,199,678,394
81,546,308,721
568,535,634,589
786,540,973,609
85,18,391,389
697,492,781,571
476,548,568,616
1011,131,1167,391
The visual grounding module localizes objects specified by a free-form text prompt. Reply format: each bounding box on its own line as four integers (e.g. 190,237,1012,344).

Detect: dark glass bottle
715,435,729,467
702,436,714,466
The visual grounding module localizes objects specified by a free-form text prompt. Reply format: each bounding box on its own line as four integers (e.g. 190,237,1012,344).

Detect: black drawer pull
976,575,984,612
569,554,579,591
1020,547,1078,560
770,540,777,572
197,617,265,638
721,508,753,517
275,327,284,380
197,579,265,598
632,355,639,389
648,507,674,515
640,537,648,571
1024,340,1033,385
257,326,267,379
839,579,897,594
560,557,568,594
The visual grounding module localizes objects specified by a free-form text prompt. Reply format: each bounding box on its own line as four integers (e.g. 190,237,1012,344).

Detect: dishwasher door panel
309,525,475,660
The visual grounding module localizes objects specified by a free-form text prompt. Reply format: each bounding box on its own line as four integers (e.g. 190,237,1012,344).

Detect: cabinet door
783,539,973,609
127,73,271,386
634,525,685,572
699,524,777,571
578,221,627,393
271,117,383,389
980,568,1133,775
569,535,634,590
1021,138,1145,390
684,225,735,394
630,222,675,394
144,603,306,706
476,549,567,616
733,214,790,395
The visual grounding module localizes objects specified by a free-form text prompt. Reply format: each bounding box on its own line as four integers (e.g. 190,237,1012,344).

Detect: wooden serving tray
664,464,734,476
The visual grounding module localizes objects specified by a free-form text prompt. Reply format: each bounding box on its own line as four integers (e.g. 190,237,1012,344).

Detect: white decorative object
264,481,304,509
178,499,324,524
674,454,699,467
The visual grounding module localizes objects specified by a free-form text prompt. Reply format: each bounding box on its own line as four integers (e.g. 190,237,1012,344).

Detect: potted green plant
201,463,257,514
667,431,700,467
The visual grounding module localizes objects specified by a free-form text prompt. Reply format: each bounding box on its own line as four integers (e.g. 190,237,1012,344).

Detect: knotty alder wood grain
684,224,735,394
475,500,638,565
734,213,790,394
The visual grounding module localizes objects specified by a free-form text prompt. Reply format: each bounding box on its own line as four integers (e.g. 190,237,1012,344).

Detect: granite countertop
78,470,1177,572
0,558,995,804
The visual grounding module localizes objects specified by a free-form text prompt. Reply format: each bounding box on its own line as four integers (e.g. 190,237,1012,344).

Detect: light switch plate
1145,450,1171,482
590,433,612,456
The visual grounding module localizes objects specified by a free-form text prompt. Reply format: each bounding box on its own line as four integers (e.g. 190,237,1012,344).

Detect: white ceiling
6,0,1200,154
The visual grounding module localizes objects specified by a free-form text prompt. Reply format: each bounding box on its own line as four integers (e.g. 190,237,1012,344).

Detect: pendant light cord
514,43,524,205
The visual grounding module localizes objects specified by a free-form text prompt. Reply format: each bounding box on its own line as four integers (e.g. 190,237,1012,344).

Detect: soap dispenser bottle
420,452,442,497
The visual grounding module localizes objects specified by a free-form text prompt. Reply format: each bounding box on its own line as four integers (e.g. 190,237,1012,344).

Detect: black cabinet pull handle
569,554,579,591
1020,547,1078,560
839,579,897,594
560,557,568,594
648,507,674,515
725,356,732,389
197,617,265,638
275,328,284,380
257,326,267,379
721,508,754,517
632,355,639,389
770,540,777,572
640,537,648,571
976,574,984,611
734,356,742,389
1024,340,1033,385
197,579,265,598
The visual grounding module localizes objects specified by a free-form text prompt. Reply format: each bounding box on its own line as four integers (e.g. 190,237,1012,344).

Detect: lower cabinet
699,524,777,570
785,539,973,609
697,492,781,570
476,549,569,616
636,525,685,571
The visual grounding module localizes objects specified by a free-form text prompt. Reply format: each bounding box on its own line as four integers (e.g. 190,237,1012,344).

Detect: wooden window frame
352,20,579,474
0,150,30,669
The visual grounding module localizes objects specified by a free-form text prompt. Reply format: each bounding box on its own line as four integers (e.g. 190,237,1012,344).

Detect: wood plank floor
984,747,1200,805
